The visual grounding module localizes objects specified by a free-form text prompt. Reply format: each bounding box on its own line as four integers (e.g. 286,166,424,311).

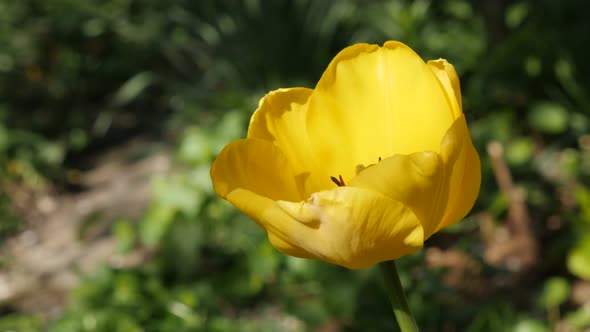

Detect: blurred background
0,0,589,331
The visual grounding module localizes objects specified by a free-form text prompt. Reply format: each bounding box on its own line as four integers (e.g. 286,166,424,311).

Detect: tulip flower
210,41,480,270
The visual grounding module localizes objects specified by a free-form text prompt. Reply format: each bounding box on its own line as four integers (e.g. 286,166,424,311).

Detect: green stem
378,260,420,332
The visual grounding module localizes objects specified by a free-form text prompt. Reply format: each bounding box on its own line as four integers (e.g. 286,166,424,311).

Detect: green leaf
445,0,472,19
112,72,155,106
178,127,212,165
513,319,549,332
0,125,8,151
248,242,279,283
0,314,42,332
38,141,65,165
528,102,569,134
567,236,590,280
213,110,247,152
113,220,136,254
153,175,204,216
69,128,88,151
570,113,589,134
140,204,176,246
565,306,590,328
506,137,534,166
524,56,542,77
538,277,570,308
576,186,590,224
506,2,529,29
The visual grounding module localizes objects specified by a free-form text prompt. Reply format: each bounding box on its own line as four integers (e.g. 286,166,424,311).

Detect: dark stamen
330,175,346,187
378,156,382,162
330,176,341,186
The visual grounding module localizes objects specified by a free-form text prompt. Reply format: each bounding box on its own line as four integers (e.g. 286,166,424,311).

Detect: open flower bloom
210,41,481,269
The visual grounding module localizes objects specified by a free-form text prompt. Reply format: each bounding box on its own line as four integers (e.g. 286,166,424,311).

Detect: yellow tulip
210,41,481,269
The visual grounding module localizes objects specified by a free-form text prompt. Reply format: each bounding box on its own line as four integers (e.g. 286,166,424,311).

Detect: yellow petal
225,188,315,259
436,115,481,231
277,187,424,269
427,59,463,118
348,115,480,238
226,186,424,269
305,41,456,181
267,232,316,259
247,88,331,195
210,138,304,201
348,151,445,238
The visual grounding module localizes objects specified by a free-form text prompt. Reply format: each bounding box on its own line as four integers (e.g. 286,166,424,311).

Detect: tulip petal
225,188,315,258
267,232,316,259
427,59,463,119
348,115,480,238
224,186,423,269
305,41,456,181
248,88,332,194
210,138,304,202
436,115,481,231
348,151,446,239
276,187,424,269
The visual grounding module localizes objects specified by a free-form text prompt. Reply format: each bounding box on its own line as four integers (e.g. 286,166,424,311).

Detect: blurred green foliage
2,0,590,331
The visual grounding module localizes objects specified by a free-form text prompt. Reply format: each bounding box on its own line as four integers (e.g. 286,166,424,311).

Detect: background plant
1,0,590,331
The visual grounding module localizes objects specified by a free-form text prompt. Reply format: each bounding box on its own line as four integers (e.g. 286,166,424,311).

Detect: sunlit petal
277,187,424,269
427,59,462,118
348,115,480,238
306,41,456,181
348,151,445,238
248,88,332,194
436,115,481,231
210,138,304,201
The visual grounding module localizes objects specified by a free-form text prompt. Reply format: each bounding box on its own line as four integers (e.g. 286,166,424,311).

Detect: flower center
329,157,382,187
